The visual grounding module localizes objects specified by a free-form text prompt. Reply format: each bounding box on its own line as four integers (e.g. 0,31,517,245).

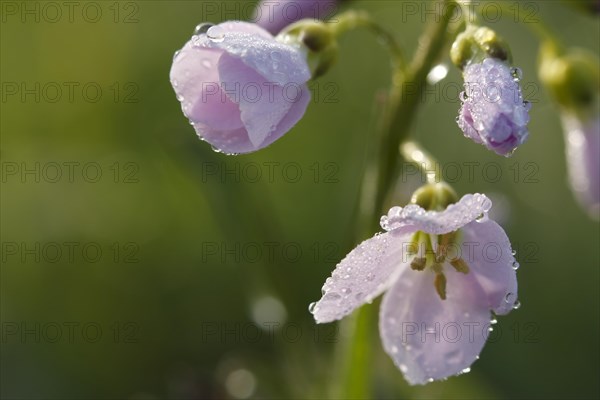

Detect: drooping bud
277,19,338,78
539,45,600,219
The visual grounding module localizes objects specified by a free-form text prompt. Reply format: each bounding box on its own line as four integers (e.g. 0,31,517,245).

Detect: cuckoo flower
253,0,338,34
562,114,600,219
310,192,519,385
170,21,311,154
457,58,530,156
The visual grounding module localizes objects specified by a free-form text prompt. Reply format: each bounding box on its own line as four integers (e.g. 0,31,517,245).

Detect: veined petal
379,267,491,385
312,230,413,324
460,220,518,315
381,194,492,235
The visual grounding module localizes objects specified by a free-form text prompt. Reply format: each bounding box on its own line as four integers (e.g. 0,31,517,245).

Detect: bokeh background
1,1,598,399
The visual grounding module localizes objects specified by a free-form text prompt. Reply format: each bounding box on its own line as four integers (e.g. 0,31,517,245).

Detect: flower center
406,231,471,300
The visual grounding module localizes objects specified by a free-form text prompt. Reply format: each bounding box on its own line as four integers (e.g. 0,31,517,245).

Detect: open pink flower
310,194,519,385
170,21,311,154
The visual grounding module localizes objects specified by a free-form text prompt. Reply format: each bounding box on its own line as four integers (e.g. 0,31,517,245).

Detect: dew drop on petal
511,249,517,256
202,59,212,68
308,302,317,314
207,25,225,42
399,364,408,373
513,300,522,310
391,345,399,354
341,288,352,296
461,367,471,374
475,212,489,223
490,318,498,325
504,292,516,304
211,145,223,153
512,261,520,270
194,22,214,35
366,273,375,282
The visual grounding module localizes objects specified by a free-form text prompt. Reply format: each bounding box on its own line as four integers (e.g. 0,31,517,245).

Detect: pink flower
310,194,519,384
253,0,338,34
562,113,600,219
170,21,311,154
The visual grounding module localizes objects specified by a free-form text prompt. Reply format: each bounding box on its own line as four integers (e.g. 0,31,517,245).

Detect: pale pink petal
218,53,294,148
312,229,414,324
379,268,491,385
381,194,492,234
258,82,311,149
217,21,273,39
195,31,311,85
192,123,254,155
460,220,518,315
170,42,244,131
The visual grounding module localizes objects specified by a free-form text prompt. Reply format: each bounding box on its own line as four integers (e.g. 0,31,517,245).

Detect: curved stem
330,10,407,75
473,1,561,46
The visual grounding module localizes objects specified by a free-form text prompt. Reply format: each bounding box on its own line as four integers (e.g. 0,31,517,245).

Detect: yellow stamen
434,273,447,300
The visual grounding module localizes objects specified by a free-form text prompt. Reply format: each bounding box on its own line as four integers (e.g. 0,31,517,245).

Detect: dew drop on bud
511,67,523,81
194,23,214,36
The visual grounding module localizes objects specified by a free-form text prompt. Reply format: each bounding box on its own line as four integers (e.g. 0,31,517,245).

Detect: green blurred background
1,1,598,399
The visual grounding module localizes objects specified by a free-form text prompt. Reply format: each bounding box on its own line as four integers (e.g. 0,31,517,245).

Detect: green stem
336,2,459,399
330,10,407,74
373,0,459,228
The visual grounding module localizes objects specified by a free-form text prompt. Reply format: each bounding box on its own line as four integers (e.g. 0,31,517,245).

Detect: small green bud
277,20,338,79
451,26,512,70
539,43,600,116
410,182,459,211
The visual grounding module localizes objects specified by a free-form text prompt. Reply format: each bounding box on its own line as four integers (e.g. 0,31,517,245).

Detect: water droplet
512,261,520,270
490,318,497,325
475,212,489,223
391,345,399,354
341,288,352,296
211,145,222,153
173,50,181,61
171,79,179,88
342,274,350,280
511,67,523,81
194,22,214,35
399,364,408,373
308,302,317,314
324,292,341,301
523,100,532,111
202,59,212,68
461,367,471,374
176,94,184,102
513,300,521,310
270,51,282,61
511,249,517,256
366,273,375,282
504,292,516,304
207,26,225,42
460,91,468,102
